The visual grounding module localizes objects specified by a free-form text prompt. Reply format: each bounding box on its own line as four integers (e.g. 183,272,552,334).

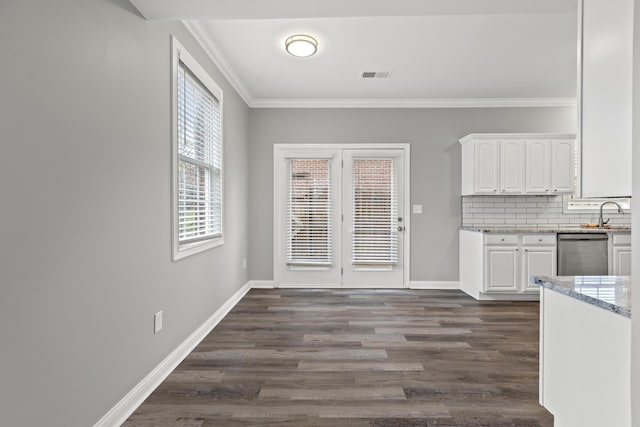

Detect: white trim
177,23,577,111
409,281,460,290
402,146,411,289
274,143,411,151
247,280,276,288
181,20,253,107
171,35,225,261
93,282,251,427
459,133,576,144
470,291,540,301
275,284,345,289
250,98,577,109
273,144,411,289
576,0,584,197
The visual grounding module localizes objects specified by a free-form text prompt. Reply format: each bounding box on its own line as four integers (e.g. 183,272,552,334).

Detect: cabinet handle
545,189,549,192
524,249,528,252
554,189,558,192
516,248,519,251
502,189,506,192
501,238,505,242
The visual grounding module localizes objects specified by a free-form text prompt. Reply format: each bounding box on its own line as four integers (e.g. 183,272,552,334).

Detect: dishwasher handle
557,233,608,241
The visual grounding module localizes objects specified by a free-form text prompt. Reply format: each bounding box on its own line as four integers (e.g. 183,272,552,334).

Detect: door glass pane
287,159,332,265
352,159,398,265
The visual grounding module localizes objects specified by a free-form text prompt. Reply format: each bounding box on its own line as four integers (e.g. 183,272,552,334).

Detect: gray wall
0,1,249,426
248,108,576,282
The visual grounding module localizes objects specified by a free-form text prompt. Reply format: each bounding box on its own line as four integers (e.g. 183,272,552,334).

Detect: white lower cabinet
611,233,631,276
485,246,519,292
460,230,556,300
521,246,556,292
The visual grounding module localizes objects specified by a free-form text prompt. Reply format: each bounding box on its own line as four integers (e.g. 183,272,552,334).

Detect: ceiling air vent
361,71,391,79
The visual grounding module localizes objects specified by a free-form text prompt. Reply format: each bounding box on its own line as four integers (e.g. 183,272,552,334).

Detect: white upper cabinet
473,140,499,194
525,140,551,194
580,0,633,197
551,140,575,194
500,141,525,194
461,134,576,196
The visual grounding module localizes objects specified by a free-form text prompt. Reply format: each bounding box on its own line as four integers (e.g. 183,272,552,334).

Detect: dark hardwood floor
124,289,552,426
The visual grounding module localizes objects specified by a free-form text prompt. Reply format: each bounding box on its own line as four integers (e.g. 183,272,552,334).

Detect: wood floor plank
297,361,425,372
258,386,407,400
126,289,552,426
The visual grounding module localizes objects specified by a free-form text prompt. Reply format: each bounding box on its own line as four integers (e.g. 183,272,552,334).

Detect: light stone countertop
460,226,631,234
531,276,631,318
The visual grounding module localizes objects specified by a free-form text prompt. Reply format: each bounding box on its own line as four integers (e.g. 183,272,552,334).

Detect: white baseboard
252,280,461,290
94,282,251,427
275,283,342,288
95,278,464,425
409,281,460,290
247,280,275,288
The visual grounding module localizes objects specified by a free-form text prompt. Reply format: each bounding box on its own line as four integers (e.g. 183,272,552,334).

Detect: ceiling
129,0,579,108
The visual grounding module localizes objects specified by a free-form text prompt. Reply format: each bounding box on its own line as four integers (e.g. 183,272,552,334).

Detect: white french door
274,145,408,288
342,150,405,287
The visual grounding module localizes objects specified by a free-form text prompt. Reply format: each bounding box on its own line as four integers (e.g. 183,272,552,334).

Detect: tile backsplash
462,195,631,228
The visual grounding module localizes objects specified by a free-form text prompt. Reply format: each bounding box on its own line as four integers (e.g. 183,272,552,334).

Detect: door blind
177,61,222,243
352,158,398,265
286,159,332,266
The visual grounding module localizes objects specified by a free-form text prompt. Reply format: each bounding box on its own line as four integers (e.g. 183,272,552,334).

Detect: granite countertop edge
460,226,631,234
531,276,631,318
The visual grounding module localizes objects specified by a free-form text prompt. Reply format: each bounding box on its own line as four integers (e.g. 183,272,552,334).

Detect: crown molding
179,21,576,110
182,20,254,107
249,97,577,109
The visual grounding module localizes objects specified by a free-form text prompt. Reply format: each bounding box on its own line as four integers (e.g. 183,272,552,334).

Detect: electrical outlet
243,258,247,269
412,204,423,214
154,311,163,334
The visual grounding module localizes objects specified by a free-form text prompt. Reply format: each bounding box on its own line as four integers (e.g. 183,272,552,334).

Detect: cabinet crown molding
459,133,576,144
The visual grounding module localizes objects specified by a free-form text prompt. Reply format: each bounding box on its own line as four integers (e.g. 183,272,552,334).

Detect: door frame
273,143,411,289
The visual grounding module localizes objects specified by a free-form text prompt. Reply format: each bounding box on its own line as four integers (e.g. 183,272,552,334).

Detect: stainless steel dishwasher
557,233,608,275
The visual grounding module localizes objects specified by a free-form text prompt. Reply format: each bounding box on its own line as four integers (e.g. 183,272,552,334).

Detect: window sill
563,196,631,214
173,236,224,261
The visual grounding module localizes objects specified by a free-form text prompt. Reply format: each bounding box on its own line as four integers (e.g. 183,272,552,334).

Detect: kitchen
1,0,639,426
457,1,635,425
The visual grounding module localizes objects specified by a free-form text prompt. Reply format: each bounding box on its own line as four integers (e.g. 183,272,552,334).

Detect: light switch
413,204,423,214
154,311,163,334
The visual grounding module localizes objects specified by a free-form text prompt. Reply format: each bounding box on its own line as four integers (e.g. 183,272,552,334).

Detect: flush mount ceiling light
285,34,318,57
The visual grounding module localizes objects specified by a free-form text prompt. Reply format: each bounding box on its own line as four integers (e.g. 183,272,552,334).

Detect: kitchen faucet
598,201,624,228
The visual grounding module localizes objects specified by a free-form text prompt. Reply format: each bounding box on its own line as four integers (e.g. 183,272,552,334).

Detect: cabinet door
525,140,550,194
500,141,525,193
474,141,499,194
484,246,519,292
612,246,632,276
551,140,575,194
522,247,556,293
581,0,633,198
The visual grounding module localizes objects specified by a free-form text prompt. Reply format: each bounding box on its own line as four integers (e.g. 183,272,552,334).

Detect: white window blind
177,61,222,244
286,159,332,266
352,158,398,265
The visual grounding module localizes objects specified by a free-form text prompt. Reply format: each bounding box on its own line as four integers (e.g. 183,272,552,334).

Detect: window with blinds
352,158,398,265
172,36,223,260
286,159,332,266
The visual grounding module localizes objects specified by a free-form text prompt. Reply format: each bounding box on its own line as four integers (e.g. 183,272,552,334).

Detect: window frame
171,36,224,260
